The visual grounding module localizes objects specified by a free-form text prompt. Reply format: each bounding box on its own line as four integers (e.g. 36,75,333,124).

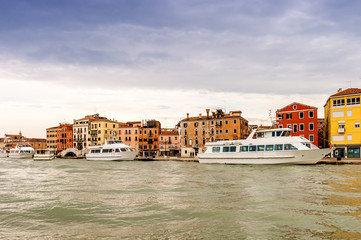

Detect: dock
136,156,198,162
318,158,361,164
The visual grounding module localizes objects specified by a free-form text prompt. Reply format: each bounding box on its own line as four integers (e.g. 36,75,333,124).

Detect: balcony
338,128,345,134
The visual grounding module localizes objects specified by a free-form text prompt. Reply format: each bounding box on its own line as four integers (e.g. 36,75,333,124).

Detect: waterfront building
276,102,318,146
179,109,249,157
117,120,161,157
57,124,73,152
318,118,326,148
159,129,180,157
0,138,4,149
73,114,108,150
89,118,118,146
324,88,361,158
118,121,141,150
46,126,61,149
4,132,46,151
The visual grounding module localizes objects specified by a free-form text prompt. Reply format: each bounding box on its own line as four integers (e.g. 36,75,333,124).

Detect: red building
57,124,73,152
276,102,318,146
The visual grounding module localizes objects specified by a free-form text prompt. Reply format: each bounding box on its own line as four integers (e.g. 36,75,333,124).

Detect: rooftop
331,88,361,97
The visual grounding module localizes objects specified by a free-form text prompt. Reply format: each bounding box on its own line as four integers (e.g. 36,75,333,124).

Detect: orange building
118,120,161,157
179,109,249,156
159,129,180,156
57,124,73,152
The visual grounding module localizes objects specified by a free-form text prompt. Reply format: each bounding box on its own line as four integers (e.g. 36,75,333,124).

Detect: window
279,125,283,129
211,121,214,126
284,144,297,150
233,129,237,134
286,113,292,119
266,145,273,151
309,111,314,118
332,111,344,118
257,145,265,151
249,146,256,151
347,97,360,105
183,123,188,128
333,99,345,107
194,122,198,127
241,146,248,152
299,112,304,119
309,135,314,142
223,146,230,152
300,124,304,131
234,119,237,124
355,122,360,128
287,124,291,129
225,130,229,134
195,129,198,135
347,110,352,116
347,134,353,141
293,124,298,133
202,121,205,126
230,146,236,152
275,144,283,151
309,123,314,131
212,147,220,152
278,114,283,120
293,105,297,110
225,120,228,125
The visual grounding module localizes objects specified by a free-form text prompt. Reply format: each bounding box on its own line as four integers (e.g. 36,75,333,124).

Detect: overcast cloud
1,0,360,137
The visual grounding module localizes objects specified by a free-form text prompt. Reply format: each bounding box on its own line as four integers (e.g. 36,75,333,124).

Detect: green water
0,158,360,239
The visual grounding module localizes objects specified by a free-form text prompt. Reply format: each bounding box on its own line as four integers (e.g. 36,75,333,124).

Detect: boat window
230,146,236,152
257,132,264,138
223,146,230,152
120,148,127,152
241,146,248,152
249,146,256,152
115,149,120,152
302,143,311,149
212,147,221,152
257,145,265,151
102,149,111,153
284,144,298,150
275,144,283,151
276,131,282,136
266,145,273,151
272,132,275,137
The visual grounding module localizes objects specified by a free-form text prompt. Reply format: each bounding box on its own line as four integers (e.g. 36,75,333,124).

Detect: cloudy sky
1,0,361,138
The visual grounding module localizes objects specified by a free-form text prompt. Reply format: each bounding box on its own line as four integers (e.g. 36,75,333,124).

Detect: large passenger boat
8,144,35,159
198,128,332,165
86,140,138,161
33,149,56,161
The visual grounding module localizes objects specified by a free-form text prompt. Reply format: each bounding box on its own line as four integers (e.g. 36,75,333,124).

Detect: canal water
0,158,360,239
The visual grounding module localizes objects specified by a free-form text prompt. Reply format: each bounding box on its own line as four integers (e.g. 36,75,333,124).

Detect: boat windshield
281,131,291,136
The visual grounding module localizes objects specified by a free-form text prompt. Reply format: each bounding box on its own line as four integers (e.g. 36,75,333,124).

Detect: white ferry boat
86,140,138,161
198,128,332,165
0,148,8,158
8,143,35,159
34,149,56,161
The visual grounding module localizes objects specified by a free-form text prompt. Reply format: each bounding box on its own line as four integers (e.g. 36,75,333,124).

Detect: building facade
179,109,249,157
159,129,180,157
73,114,108,150
276,102,318,146
4,132,46,151
46,126,61,149
117,120,161,157
324,88,361,158
57,124,73,152
89,118,118,146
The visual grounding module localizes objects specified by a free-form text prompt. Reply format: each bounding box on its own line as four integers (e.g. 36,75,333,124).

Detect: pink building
159,129,180,156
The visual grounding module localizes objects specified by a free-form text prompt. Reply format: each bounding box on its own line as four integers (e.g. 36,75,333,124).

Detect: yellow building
324,88,361,158
89,119,118,146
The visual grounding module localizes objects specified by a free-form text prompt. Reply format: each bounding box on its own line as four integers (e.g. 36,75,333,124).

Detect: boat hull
198,148,332,165
34,155,55,161
86,151,137,161
8,153,34,159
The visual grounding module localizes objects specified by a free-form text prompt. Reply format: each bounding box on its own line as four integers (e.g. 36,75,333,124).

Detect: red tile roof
331,88,361,97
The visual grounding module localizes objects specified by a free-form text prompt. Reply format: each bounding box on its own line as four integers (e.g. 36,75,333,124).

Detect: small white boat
0,148,8,158
198,128,332,165
8,143,35,159
34,149,56,161
86,140,138,161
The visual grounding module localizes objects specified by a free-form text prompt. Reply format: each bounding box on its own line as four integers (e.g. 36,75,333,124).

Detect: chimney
199,113,202,118
206,109,210,118
187,113,189,119
338,88,342,93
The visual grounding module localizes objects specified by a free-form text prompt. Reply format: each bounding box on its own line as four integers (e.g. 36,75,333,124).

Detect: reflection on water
0,158,361,239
